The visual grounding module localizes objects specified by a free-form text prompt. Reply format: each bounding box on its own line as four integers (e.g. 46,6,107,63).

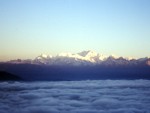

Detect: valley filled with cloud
0,80,150,113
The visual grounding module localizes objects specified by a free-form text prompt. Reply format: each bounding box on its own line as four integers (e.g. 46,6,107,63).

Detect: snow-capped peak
14,50,149,66
109,54,119,59
36,54,53,60
125,57,134,60
58,52,72,57
78,50,98,57
36,54,48,59
98,54,108,61
40,54,48,58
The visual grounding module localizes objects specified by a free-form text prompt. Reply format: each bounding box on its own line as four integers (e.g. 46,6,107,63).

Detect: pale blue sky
0,0,150,61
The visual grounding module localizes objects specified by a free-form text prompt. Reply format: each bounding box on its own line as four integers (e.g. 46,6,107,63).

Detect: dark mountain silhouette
0,63,150,81
0,71,23,81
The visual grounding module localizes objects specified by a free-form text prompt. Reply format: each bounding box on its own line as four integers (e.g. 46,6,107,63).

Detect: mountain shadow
0,71,23,81
0,63,150,81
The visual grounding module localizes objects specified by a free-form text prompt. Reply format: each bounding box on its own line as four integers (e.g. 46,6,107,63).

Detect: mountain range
5,50,150,66
1,50,150,81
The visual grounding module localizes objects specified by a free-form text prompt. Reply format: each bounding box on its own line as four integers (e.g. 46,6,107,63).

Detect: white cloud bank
0,80,150,113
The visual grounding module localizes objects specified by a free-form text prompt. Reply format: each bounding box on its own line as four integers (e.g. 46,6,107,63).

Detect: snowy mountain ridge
6,50,150,66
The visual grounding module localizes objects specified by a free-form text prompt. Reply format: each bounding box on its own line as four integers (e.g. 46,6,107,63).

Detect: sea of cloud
0,80,150,113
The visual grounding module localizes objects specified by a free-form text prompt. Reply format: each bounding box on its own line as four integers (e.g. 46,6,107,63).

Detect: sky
0,0,150,61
